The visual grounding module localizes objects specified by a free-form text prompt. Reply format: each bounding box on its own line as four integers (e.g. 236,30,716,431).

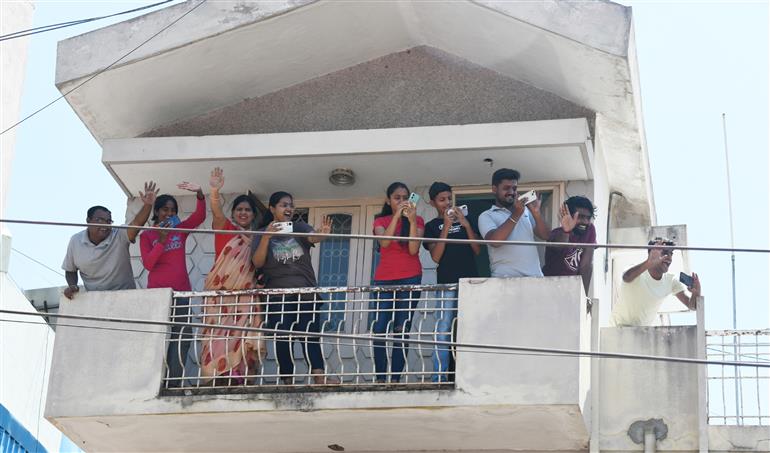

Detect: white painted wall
599,326,701,451
0,0,33,221
0,274,69,451
45,278,593,451
0,2,73,451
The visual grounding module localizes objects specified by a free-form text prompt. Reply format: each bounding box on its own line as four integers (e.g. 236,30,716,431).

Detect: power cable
1,308,768,369
0,0,207,136
1,218,769,254
11,247,65,277
0,318,577,360
0,0,176,42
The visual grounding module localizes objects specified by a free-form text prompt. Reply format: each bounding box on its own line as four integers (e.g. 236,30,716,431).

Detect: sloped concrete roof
55,0,654,224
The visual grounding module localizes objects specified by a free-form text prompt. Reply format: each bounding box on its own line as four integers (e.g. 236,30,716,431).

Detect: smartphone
274,221,293,234
160,215,181,228
518,190,537,205
679,272,694,288
447,205,469,218
408,192,421,206
167,215,181,228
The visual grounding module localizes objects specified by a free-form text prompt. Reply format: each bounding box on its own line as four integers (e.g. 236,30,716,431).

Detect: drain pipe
604,191,624,274
628,418,668,453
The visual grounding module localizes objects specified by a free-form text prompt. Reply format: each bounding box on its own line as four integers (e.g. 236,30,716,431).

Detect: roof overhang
57,0,654,224
104,119,593,200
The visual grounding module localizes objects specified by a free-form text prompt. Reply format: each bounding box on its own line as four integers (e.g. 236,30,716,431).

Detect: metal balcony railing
706,329,769,425
163,284,458,392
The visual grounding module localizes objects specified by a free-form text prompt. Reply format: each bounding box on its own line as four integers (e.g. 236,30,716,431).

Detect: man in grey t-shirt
61,182,157,299
478,168,550,277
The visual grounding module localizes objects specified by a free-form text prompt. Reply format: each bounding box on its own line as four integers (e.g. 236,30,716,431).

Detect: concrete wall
599,326,701,451
45,277,593,451
142,46,595,138
457,276,589,405
0,273,70,452
0,0,33,221
45,289,170,419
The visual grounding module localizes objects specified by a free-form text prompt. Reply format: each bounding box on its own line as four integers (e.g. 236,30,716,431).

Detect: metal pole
722,113,741,424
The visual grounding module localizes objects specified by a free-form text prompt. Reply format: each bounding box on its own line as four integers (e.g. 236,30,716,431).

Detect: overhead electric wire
0,0,207,136
0,0,176,42
0,318,580,360
11,247,65,277
1,217,769,255
1,308,768,369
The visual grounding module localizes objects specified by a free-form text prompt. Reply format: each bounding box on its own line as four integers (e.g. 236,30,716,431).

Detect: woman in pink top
140,181,206,388
371,182,424,383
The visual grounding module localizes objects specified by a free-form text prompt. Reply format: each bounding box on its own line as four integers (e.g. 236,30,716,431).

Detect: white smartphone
408,192,421,206
273,221,293,234
447,205,468,217
518,190,537,205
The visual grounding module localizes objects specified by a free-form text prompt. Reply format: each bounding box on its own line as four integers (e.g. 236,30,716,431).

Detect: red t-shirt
214,219,239,260
373,214,424,281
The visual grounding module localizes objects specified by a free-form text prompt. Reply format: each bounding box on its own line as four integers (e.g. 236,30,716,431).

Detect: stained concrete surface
142,46,595,138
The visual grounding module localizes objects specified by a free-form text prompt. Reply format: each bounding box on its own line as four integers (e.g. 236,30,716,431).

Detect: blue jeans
432,290,457,382
372,275,421,382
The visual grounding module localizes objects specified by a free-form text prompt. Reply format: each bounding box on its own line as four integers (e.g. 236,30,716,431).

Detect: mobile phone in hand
274,221,293,234
408,192,421,206
518,190,537,205
679,272,694,288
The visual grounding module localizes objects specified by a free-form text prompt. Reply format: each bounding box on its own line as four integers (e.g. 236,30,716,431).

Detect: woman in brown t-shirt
251,191,339,385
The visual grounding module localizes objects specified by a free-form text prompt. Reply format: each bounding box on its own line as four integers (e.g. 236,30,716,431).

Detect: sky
3,0,769,331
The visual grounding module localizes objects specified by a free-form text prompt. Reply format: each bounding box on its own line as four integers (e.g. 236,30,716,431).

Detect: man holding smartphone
478,168,550,277
611,237,702,326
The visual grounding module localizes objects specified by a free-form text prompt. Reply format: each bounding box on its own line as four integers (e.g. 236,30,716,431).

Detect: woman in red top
372,182,424,383
139,181,206,387
199,167,265,384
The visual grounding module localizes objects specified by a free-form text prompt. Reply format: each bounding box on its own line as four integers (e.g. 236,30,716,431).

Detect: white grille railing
162,284,458,392
706,329,769,425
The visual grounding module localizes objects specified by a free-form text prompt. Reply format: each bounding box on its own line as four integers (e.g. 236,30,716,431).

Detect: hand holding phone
408,192,421,207
679,272,694,288
518,190,537,205
447,205,468,219
273,221,293,234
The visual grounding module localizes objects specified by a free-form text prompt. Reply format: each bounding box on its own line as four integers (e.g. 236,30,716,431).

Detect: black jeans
167,297,192,387
266,293,325,379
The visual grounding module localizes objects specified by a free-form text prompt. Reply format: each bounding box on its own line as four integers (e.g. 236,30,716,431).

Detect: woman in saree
199,167,265,384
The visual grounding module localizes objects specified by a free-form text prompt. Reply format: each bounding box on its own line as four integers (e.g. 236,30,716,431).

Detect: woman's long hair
230,194,261,231
151,194,178,223
377,182,411,243
258,191,293,228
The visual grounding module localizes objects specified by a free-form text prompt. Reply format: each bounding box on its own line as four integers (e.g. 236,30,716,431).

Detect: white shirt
612,270,686,326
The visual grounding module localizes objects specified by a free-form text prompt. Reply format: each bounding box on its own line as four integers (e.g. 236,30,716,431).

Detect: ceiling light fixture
329,168,355,186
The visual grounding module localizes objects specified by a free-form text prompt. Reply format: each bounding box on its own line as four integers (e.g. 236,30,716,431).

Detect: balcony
42,275,768,452
45,276,595,452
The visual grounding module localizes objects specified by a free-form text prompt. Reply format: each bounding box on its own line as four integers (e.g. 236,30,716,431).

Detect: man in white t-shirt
611,237,702,326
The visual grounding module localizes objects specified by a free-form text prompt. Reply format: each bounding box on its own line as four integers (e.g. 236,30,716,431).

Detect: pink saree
200,230,265,383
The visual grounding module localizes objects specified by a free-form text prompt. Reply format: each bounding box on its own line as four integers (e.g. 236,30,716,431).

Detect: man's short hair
492,168,521,186
428,182,452,200
565,196,596,218
87,205,111,219
647,237,675,254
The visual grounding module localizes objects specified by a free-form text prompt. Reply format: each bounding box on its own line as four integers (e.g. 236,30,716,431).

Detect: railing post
590,297,600,453
696,296,708,453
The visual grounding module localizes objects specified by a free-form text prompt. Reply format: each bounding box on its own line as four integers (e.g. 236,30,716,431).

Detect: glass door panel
312,207,361,332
